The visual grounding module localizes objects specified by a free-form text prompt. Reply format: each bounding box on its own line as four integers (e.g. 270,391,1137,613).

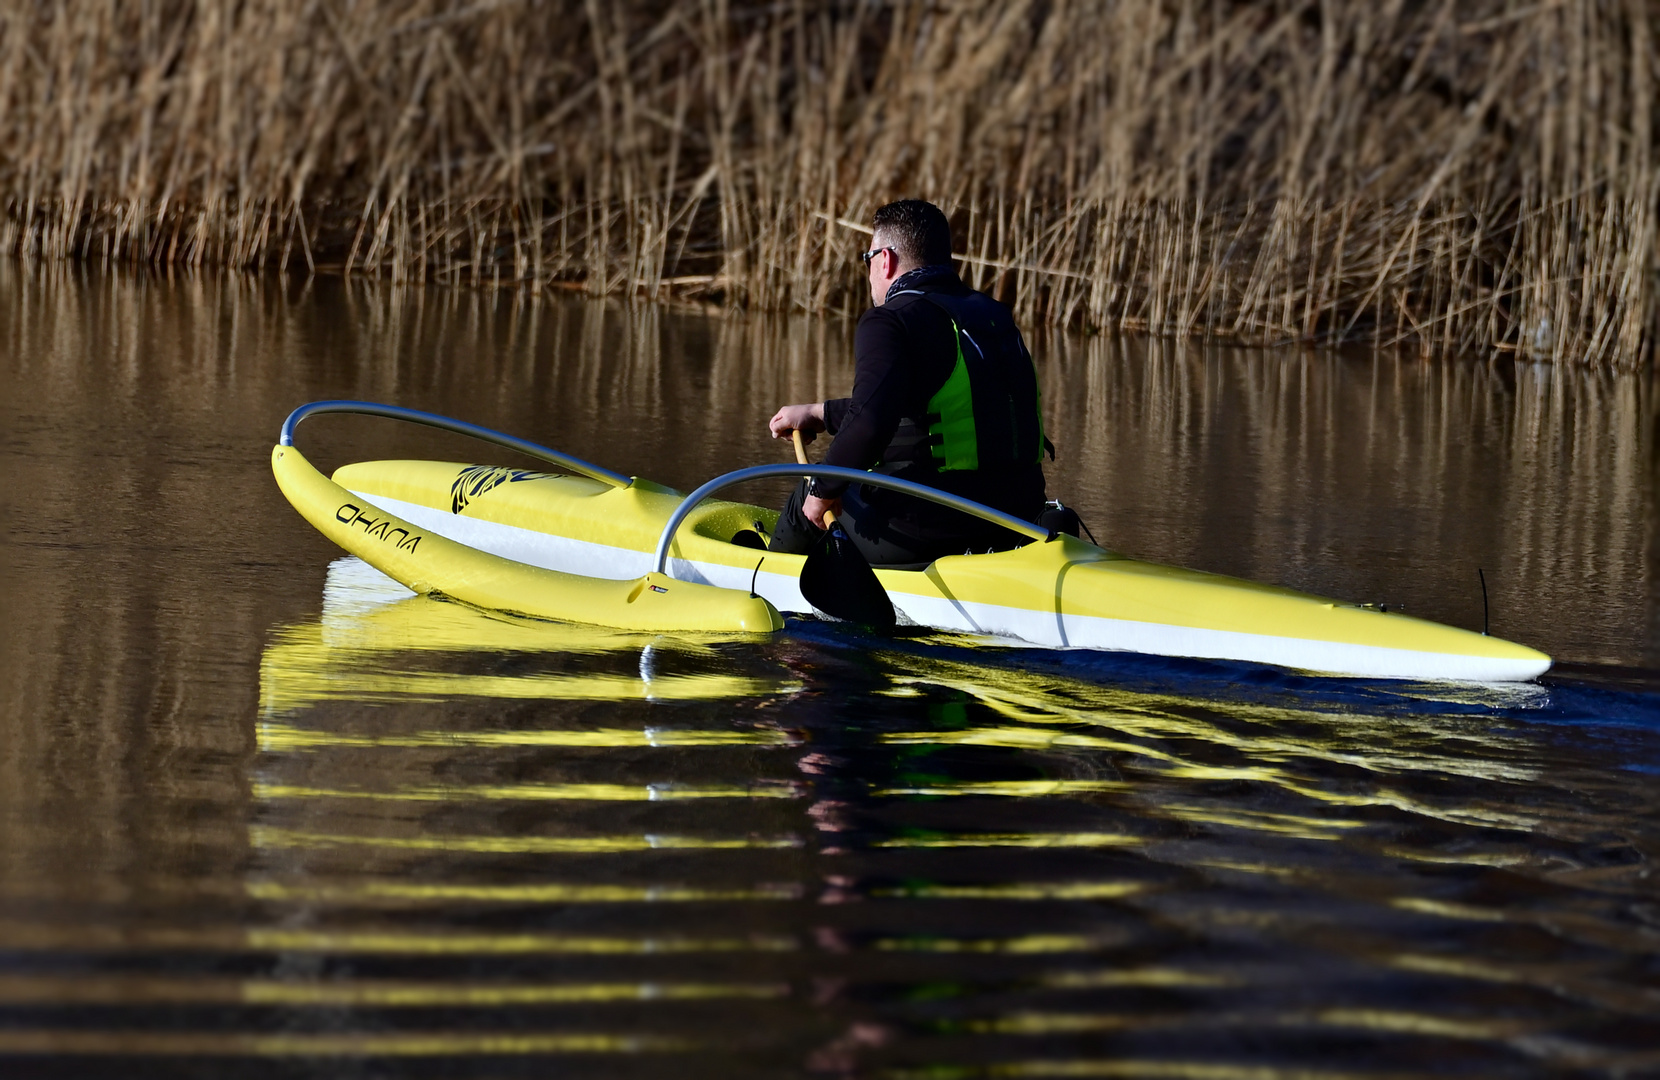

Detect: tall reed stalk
1,1,1654,365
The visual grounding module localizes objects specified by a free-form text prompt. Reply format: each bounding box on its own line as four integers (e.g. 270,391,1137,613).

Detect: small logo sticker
450,465,559,513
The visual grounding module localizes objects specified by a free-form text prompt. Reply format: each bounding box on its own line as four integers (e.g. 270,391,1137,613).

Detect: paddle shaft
790,429,838,526
788,427,896,631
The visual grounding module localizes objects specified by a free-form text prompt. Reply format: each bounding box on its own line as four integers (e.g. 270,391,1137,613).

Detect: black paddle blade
800,521,896,633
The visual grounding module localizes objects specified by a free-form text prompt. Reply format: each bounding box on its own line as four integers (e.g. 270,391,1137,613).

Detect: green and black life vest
902,289,1049,472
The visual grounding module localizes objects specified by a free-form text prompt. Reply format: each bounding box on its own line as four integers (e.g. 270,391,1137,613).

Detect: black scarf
884,263,958,304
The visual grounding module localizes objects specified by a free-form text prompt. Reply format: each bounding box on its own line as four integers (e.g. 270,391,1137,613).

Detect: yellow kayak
273,401,1551,682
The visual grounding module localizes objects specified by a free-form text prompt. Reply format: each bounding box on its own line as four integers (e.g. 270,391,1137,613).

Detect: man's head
865,199,952,305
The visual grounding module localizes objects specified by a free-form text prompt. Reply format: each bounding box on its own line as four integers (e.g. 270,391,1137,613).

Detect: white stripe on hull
351,491,1547,682
349,491,811,613
883,592,1549,682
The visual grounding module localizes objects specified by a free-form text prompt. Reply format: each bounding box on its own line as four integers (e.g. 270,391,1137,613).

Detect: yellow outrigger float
273,401,1551,682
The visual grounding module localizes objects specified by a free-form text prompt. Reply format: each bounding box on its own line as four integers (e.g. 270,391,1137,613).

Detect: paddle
791,429,896,632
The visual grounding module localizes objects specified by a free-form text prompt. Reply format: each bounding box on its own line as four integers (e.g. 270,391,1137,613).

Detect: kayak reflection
259,557,802,717
227,558,1656,1075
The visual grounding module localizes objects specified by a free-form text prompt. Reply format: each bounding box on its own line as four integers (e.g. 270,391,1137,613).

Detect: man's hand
772,402,838,529
802,494,843,531
769,402,826,442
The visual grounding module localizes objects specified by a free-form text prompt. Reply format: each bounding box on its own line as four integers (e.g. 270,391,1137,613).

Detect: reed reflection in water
0,264,1658,1076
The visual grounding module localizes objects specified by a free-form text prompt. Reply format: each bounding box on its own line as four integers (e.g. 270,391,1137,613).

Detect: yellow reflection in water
1312,1009,1528,1039
873,780,1129,798
876,935,1117,954
1388,952,1530,983
1042,968,1238,989
0,974,784,1006
247,980,780,1007
250,825,800,855
889,1061,1417,1078
1388,897,1510,922
880,664,1540,785
259,722,796,751
1385,953,1659,1015
0,921,796,955
1154,804,1366,841
256,1032,683,1055
1188,859,1308,881
1377,846,1537,868
966,1008,1525,1040
0,1031,686,1056
969,1013,1146,1034
260,561,797,715
866,653,1552,858
263,641,793,710
874,832,1140,850
245,928,797,955
254,781,800,802
884,726,1162,757
871,882,1145,901
247,880,802,903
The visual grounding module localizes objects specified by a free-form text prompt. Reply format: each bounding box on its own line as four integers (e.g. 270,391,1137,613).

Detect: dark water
1,263,1658,1077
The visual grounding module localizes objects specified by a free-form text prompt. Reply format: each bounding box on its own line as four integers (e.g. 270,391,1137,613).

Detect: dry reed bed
0,0,1654,365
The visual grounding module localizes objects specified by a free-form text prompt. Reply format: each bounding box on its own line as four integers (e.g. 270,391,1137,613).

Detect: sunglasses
860,246,893,266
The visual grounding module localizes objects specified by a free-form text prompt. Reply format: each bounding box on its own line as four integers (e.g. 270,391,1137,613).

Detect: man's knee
767,480,820,554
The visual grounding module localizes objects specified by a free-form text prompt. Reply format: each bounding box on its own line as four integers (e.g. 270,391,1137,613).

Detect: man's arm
814,309,909,496
822,397,851,433
765,309,907,529
768,402,825,441
766,401,840,529
768,397,855,441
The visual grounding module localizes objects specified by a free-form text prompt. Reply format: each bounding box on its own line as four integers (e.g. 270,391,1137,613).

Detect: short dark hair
872,200,953,266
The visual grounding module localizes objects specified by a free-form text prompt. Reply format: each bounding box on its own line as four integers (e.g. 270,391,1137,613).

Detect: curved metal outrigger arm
652,463,1054,577
277,400,633,489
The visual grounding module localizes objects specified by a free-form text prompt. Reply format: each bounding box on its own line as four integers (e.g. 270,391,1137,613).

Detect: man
766,199,1049,565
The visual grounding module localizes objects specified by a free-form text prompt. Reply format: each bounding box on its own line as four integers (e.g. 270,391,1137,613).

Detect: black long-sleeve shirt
817,273,1045,527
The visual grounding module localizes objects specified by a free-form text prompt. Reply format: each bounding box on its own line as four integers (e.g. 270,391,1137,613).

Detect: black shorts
767,479,1037,568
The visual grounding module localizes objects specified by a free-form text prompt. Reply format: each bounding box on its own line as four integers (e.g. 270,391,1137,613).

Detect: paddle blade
800,521,896,633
